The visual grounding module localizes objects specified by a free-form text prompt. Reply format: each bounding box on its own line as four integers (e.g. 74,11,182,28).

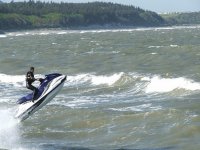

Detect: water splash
0,108,21,149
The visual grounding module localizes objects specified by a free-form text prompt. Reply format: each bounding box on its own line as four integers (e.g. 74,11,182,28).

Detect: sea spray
0,108,21,149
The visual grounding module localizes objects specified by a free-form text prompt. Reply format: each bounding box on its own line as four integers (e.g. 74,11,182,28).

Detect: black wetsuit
26,71,38,100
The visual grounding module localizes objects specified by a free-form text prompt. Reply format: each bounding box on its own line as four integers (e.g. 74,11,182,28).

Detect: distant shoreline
1,24,200,35
0,23,165,33
0,24,153,33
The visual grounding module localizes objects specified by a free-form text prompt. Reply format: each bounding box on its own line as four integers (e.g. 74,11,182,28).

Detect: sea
0,25,200,150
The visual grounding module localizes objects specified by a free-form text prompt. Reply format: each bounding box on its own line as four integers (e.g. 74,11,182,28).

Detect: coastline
1,24,200,35
0,24,158,33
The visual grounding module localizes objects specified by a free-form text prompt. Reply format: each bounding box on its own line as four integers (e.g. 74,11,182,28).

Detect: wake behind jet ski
16,73,66,121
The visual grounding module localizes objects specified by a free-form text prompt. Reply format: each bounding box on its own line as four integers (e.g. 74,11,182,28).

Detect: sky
2,0,200,13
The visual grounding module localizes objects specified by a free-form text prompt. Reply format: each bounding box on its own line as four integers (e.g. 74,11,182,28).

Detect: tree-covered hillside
0,1,166,30
161,12,200,25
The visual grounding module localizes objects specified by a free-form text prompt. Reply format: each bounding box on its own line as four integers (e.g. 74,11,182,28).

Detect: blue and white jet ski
15,73,66,121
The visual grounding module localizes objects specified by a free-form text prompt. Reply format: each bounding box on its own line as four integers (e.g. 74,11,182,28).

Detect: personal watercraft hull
15,73,66,121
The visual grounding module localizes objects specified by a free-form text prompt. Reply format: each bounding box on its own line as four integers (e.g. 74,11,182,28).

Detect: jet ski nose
59,75,67,82
60,74,67,82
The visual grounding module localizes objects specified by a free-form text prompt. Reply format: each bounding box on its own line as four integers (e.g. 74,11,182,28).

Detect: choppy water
1,26,200,150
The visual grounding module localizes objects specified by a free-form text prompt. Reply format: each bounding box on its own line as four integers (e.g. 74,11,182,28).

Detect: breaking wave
67,72,125,86
3,25,200,38
0,74,25,87
143,76,200,93
1,73,200,95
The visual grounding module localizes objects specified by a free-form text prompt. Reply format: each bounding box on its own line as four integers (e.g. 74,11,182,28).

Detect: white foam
57,31,67,34
0,73,44,88
0,34,7,38
3,25,200,38
109,104,162,112
0,74,25,87
65,98,97,108
39,32,50,35
170,44,179,47
148,44,179,49
144,76,200,93
91,73,123,86
148,45,164,49
15,33,25,37
66,74,92,86
0,108,21,149
66,72,124,86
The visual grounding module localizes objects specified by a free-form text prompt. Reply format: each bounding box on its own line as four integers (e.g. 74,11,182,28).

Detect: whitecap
91,73,124,86
170,44,179,47
15,33,24,37
144,76,200,93
57,31,67,35
39,32,50,35
109,104,162,112
66,72,124,86
0,74,25,87
0,73,44,88
0,35,7,38
148,45,164,49
64,98,97,108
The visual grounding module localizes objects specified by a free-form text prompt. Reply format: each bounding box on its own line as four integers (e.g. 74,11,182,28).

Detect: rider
26,67,42,101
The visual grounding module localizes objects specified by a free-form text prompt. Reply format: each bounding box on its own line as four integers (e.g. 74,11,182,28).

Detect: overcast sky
2,0,200,13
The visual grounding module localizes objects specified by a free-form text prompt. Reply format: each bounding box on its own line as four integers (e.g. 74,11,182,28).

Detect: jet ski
15,73,66,121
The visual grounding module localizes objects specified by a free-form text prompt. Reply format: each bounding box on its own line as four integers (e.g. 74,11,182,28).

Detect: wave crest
1,73,200,95
144,76,200,93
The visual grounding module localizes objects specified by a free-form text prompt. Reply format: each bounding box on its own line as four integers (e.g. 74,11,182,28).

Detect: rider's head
30,67,34,72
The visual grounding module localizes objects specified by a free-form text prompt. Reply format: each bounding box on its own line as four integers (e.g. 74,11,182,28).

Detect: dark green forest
161,12,200,25
0,1,166,30
0,1,199,30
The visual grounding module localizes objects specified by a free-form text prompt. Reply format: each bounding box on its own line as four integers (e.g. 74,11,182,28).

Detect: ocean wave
66,72,125,86
1,73,200,95
0,73,44,88
148,45,165,49
4,25,200,37
0,34,7,38
170,44,179,48
0,72,136,88
148,44,179,49
143,76,200,93
0,74,25,87
109,103,162,112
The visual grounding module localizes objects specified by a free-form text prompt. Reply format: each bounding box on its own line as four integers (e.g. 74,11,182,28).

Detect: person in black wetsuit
26,67,41,102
